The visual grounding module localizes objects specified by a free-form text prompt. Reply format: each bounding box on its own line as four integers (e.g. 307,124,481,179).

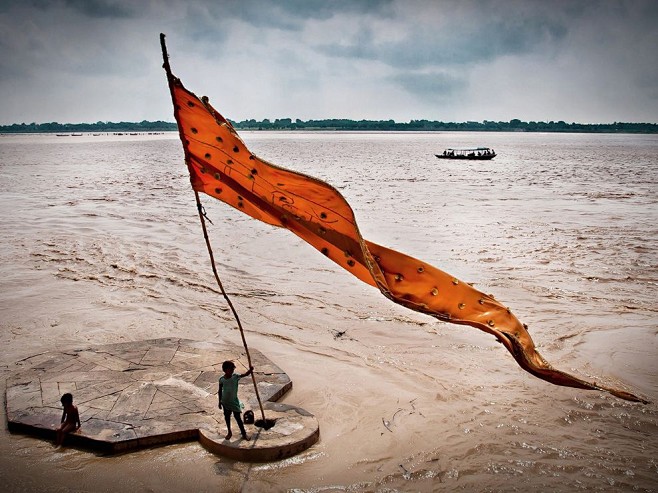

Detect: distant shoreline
1,119,657,134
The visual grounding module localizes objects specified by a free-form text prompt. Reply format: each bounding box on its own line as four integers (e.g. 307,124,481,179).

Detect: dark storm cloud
227,0,393,29
316,9,568,69
61,0,136,18
174,0,393,37
10,0,137,18
0,2,149,80
175,3,232,46
389,72,465,100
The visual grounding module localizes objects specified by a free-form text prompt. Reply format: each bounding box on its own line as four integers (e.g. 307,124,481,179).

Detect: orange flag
161,37,646,404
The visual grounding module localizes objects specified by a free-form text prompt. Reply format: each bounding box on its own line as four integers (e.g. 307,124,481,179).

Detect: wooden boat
435,147,496,160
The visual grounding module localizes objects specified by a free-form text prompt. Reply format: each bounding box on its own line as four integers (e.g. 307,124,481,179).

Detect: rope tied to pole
197,202,214,225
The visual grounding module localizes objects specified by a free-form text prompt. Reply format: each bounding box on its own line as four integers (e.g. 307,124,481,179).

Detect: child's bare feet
242,433,251,441
225,431,232,440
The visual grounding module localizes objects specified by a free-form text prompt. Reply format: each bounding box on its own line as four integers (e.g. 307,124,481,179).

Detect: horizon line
2,118,657,126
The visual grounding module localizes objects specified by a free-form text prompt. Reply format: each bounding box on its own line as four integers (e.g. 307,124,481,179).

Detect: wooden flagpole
160,33,267,423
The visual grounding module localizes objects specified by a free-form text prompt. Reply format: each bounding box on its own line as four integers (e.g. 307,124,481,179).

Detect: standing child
218,361,253,441
56,393,81,446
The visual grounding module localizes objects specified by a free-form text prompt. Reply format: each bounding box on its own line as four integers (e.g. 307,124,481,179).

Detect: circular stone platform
199,402,319,462
5,338,319,462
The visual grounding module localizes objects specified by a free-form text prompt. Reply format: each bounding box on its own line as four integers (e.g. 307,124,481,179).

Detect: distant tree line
232,118,658,133
0,120,177,133
1,118,656,134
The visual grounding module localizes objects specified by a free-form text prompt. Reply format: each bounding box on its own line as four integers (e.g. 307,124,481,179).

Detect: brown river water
0,131,656,492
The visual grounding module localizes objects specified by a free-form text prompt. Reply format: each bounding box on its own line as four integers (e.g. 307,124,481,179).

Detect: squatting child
56,392,81,446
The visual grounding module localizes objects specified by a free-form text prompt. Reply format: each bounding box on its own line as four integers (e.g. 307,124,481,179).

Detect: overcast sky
1,0,657,125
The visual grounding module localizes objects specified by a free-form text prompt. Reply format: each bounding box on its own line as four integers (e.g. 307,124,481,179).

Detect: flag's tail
363,242,648,403
505,333,648,403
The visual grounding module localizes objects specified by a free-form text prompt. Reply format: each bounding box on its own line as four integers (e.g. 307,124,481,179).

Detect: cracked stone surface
6,338,319,461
